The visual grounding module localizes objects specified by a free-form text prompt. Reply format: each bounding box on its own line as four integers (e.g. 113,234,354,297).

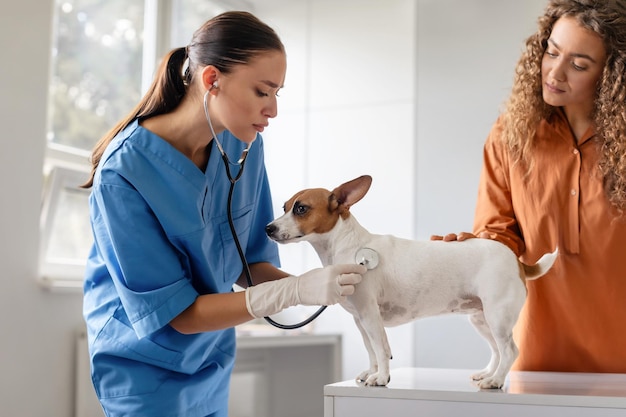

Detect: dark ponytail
82,10,284,188
140,46,188,119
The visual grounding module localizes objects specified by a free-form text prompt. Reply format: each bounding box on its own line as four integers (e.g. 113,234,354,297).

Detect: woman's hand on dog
430,231,493,242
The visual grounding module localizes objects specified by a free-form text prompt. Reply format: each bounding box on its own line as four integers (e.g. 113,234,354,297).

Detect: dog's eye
293,203,309,216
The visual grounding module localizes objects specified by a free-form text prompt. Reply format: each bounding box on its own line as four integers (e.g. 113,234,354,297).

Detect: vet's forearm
170,291,252,334
170,263,289,334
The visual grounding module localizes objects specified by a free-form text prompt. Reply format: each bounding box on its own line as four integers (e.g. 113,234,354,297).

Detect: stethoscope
203,90,325,330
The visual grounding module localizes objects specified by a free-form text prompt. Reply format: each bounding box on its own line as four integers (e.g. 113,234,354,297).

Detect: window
41,0,252,288
39,166,93,287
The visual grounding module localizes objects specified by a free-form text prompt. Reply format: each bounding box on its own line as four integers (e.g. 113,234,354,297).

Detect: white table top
324,367,626,409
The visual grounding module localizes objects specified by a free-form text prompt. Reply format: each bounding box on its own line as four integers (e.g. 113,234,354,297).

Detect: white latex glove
245,264,367,319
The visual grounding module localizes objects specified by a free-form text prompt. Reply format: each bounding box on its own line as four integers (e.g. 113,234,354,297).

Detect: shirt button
571,189,577,196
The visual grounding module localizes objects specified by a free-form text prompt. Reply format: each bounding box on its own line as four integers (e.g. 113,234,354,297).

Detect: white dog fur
265,175,557,389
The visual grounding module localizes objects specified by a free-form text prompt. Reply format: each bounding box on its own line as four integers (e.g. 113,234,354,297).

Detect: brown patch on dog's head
279,175,374,236
282,188,342,235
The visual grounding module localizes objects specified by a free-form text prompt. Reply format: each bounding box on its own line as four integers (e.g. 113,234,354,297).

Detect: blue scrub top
83,119,280,417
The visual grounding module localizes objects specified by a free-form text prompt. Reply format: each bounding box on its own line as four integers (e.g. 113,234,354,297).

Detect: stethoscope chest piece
355,247,379,270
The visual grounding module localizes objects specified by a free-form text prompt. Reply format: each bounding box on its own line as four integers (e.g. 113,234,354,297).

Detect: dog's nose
265,224,276,237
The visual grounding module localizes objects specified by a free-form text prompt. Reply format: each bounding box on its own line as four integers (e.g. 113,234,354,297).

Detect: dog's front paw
475,376,504,390
362,372,390,387
355,370,372,384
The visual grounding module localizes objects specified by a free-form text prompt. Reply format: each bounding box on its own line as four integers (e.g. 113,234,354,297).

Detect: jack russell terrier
265,175,557,389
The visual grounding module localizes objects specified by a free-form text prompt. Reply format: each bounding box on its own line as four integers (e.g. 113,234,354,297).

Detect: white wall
0,1,547,416
0,2,86,417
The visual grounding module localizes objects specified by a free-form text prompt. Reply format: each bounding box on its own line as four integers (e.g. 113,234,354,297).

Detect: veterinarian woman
81,11,365,417
434,0,626,373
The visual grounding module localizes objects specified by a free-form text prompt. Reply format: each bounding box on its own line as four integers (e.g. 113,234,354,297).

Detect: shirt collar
552,107,596,145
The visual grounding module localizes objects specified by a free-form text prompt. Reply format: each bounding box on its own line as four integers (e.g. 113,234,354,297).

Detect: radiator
75,329,104,417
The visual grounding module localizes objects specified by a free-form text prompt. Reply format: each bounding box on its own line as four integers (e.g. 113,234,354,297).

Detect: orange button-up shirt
475,109,626,372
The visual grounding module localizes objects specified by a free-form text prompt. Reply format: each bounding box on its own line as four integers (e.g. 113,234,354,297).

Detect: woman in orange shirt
435,0,626,372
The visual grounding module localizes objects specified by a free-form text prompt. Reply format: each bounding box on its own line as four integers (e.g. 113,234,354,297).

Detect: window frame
39,164,92,289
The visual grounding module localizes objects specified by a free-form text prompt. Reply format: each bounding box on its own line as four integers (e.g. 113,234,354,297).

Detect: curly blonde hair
502,0,626,210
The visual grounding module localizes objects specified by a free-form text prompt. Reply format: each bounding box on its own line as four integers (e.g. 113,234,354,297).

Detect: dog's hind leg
468,311,500,382
476,326,517,389
475,300,523,389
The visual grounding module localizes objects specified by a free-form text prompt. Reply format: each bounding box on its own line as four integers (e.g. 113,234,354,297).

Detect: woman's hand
430,231,493,241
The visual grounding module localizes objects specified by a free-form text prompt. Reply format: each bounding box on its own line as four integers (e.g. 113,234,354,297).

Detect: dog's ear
330,175,372,212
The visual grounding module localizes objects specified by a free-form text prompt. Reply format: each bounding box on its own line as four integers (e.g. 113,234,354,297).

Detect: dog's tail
522,247,559,281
